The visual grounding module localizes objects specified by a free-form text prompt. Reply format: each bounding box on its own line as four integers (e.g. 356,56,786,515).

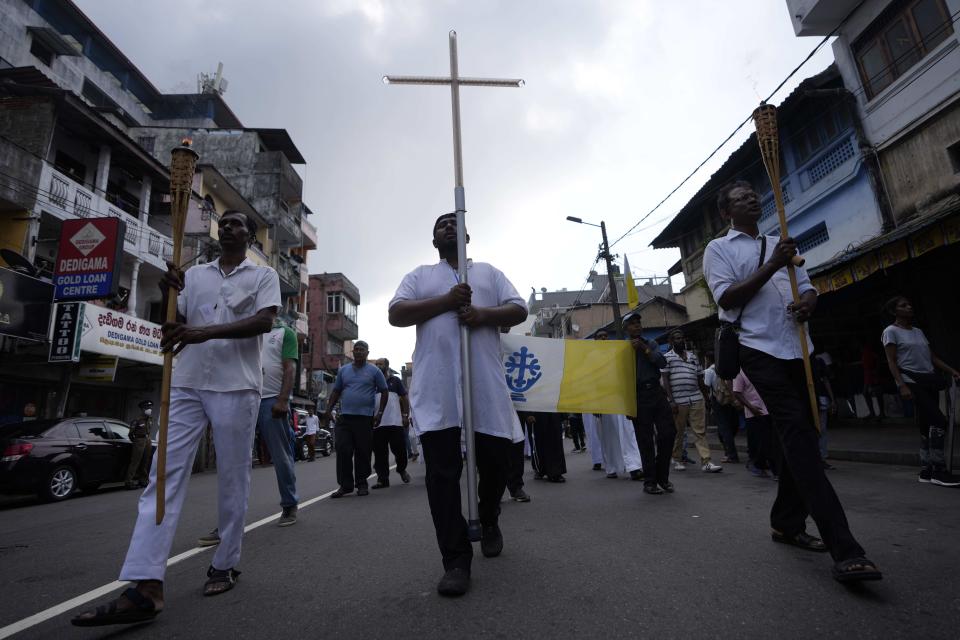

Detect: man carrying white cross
388,213,527,596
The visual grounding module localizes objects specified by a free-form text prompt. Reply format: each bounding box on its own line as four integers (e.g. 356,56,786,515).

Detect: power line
612,7,960,254
607,0,872,250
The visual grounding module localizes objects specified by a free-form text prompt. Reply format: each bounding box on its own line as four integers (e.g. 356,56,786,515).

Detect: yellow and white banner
501,334,636,416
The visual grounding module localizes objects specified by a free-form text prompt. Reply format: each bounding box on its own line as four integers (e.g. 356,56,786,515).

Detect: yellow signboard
852,253,880,281
911,226,944,257
78,355,119,382
829,268,855,290
878,240,909,268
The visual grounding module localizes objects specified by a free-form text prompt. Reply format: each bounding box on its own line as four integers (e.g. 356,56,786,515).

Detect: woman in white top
881,296,960,487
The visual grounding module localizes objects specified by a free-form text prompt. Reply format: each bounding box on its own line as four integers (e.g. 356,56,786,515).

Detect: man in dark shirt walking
624,312,675,495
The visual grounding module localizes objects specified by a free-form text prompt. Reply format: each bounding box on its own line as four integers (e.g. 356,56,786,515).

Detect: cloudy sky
76,0,833,366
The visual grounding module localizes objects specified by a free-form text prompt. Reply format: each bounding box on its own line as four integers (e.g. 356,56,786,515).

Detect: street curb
704,442,917,467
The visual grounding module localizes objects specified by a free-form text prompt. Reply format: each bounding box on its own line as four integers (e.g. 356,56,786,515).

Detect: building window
137,136,156,154
853,0,953,99
793,106,852,164
326,293,358,323
795,222,830,254
30,37,55,66
947,140,960,173
327,339,344,355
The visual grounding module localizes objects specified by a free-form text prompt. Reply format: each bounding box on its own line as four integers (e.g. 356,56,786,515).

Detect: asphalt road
1,448,959,639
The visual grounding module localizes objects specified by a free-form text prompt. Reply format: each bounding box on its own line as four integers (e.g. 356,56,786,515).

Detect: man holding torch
388,213,526,597
73,210,280,626
703,181,881,584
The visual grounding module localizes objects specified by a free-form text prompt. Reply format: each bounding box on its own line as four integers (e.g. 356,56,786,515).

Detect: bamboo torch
753,104,820,433
156,140,199,524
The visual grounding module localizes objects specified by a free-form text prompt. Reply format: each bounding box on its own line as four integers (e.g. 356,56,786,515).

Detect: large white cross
385,31,523,540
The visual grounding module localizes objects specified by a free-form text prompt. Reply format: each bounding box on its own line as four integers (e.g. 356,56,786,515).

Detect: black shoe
931,469,960,487
371,482,389,490
658,481,675,493
548,475,566,483
643,483,664,495
278,505,298,527
592,463,602,471
124,482,138,490
437,567,470,596
606,472,618,479
510,489,531,502
629,470,643,481
399,470,411,483
357,487,370,496
822,461,835,470
481,524,503,558
331,488,352,499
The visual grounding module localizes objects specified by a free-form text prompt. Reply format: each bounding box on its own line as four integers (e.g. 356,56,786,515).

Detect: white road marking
0,464,395,638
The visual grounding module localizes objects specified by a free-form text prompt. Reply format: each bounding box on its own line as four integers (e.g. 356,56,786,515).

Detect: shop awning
808,196,960,295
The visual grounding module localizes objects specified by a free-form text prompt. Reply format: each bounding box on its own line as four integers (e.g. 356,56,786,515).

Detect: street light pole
599,221,623,339
567,216,623,338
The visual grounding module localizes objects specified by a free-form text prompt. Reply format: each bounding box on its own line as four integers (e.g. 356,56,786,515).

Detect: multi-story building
306,273,360,383
527,269,678,341
0,0,317,420
783,0,960,381
651,64,889,326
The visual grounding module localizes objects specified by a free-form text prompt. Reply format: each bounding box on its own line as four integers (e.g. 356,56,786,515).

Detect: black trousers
740,345,865,562
715,404,740,461
506,425,527,494
632,385,676,486
372,425,408,483
420,427,510,571
334,414,374,491
745,414,778,472
907,382,948,470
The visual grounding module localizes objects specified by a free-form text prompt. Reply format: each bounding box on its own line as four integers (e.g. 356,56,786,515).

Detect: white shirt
703,229,815,360
173,258,281,392
377,391,404,427
703,364,718,394
304,414,320,435
389,259,526,443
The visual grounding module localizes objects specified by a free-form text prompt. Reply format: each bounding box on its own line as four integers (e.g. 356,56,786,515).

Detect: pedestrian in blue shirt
324,341,388,497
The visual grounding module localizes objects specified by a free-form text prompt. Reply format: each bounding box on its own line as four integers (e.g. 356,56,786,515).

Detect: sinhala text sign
80,306,163,366
54,218,125,301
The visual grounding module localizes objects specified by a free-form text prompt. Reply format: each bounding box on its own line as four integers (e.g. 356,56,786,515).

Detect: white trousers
120,387,259,581
582,413,603,465
617,415,643,473
598,414,642,474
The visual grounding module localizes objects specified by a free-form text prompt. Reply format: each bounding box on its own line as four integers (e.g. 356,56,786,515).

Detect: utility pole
599,221,623,339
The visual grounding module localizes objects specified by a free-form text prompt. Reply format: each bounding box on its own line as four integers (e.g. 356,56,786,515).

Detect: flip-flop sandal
771,530,828,552
71,587,159,627
203,566,241,596
832,557,883,583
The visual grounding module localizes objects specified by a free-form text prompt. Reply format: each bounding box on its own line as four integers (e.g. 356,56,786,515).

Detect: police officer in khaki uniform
125,401,153,489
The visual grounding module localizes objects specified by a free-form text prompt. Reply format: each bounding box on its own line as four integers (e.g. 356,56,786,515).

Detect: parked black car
0,417,150,502
294,425,333,461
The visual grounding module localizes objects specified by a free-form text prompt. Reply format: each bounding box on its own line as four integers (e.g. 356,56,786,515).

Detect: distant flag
624,255,639,309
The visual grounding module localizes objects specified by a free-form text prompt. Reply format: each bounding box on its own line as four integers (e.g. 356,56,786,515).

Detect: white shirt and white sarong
389,259,526,443
582,413,603,466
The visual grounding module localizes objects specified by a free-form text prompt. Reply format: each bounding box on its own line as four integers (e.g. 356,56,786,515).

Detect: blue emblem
505,346,542,402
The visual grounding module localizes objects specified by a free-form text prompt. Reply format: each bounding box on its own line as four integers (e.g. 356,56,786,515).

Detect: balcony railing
277,209,302,245
74,189,92,218
40,163,171,270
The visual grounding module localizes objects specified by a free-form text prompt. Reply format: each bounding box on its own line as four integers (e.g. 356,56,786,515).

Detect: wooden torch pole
156,140,199,524
752,104,821,433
